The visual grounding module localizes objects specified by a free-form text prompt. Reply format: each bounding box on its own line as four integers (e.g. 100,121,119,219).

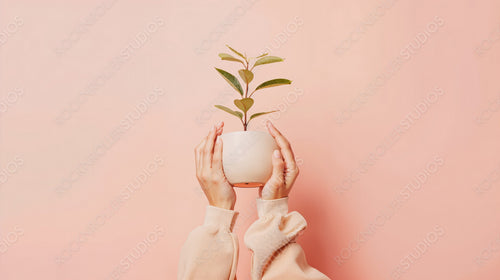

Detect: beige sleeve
177,205,239,280
244,198,331,280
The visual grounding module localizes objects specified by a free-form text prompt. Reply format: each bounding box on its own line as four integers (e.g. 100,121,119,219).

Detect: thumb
270,149,285,178
262,149,285,197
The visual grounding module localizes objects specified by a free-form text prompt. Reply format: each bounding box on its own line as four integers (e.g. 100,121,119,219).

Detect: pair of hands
194,120,300,210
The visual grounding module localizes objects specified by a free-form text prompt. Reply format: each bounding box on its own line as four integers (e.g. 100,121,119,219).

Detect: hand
195,121,236,210
260,120,300,200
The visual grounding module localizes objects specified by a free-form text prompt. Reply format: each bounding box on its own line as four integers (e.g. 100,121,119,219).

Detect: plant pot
220,130,278,188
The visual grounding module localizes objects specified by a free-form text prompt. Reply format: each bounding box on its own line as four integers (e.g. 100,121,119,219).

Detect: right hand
195,121,236,210
260,121,300,200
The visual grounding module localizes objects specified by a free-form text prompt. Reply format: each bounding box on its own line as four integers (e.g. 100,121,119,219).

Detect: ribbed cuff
204,205,239,231
256,197,289,218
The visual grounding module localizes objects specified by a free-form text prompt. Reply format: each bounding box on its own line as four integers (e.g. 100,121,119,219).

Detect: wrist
260,184,289,200
210,200,235,210
261,194,285,200
261,191,287,200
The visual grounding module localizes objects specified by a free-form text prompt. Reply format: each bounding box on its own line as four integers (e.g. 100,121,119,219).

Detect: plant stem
244,110,248,131
248,89,256,98
243,57,250,131
240,116,246,130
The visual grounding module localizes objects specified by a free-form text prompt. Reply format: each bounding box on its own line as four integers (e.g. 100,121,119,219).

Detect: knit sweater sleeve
177,205,239,280
244,197,331,280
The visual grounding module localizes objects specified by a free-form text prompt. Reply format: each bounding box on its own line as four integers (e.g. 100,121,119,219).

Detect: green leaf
255,53,268,58
218,53,245,64
249,110,279,121
215,68,243,96
255,79,292,91
238,69,254,84
226,44,246,60
253,56,284,67
233,98,254,113
214,105,243,119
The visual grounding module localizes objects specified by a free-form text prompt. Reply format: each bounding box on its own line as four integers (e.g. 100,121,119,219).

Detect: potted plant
214,45,292,187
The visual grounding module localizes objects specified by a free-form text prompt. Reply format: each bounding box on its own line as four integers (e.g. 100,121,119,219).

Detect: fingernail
273,149,281,158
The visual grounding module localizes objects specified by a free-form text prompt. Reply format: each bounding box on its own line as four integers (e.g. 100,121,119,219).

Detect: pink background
1,0,500,279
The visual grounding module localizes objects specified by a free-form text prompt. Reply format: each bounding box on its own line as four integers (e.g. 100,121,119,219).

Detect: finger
213,136,223,170
266,121,297,171
216,121,224,135
197,122,223,176
215,126,223,137
213,123,224,169
262,150,285,199
270,149,285,178
203,124,218,168
195,137,207,176
195,137,205,174
261,150,285,194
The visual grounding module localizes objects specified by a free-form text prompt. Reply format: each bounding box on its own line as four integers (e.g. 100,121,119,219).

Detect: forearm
178,206,239,280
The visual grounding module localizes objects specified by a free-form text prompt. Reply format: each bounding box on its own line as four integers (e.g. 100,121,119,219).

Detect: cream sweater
177,197,331,280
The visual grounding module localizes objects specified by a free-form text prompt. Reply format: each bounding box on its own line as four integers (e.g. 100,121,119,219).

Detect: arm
244,121,330,280
178,121,239,280
177,205,239,280
244,197,330,280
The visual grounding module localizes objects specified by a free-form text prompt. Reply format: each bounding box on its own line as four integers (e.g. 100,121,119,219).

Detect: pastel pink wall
1,0,500,279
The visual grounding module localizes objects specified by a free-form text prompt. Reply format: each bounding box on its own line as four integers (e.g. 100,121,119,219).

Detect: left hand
194,121,236,210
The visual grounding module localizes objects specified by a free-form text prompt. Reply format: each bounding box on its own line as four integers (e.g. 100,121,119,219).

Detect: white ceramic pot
220,130,278,187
